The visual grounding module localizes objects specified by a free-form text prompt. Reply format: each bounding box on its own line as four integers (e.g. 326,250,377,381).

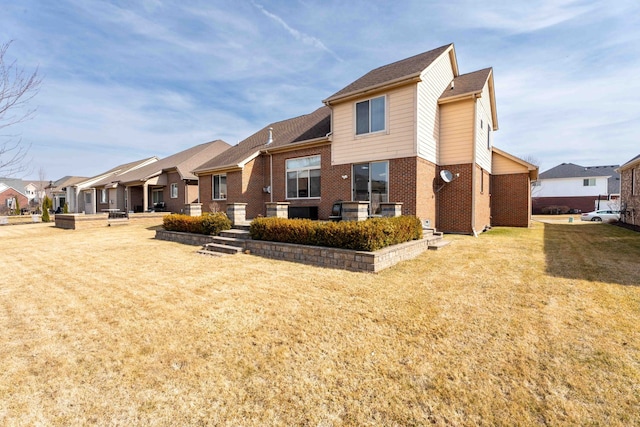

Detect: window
583,178,596,187
353,161,389,214
152,189,163,204
355,95,385,135
84,192,92,204
286,155,321,199
170,183,178,199
212,174,227,200
532,181,541,187
101,189,107,204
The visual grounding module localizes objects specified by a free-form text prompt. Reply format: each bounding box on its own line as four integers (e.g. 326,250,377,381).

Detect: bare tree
521,154,543,196
0,40,42,176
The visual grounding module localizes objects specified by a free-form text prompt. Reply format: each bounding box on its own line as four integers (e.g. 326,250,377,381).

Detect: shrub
41,196,52,222
163,212,232,235
250,216,423,251
63,203,69,214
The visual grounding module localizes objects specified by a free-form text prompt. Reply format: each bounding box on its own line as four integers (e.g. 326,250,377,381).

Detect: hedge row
163,212,232,235
250,216,423,252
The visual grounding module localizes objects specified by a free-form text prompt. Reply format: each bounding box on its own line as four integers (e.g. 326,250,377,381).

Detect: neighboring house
48,176,89,212
0,185,29,214
65,157,159,214
617,154,640,227
532,163,620,214
194,43,537,234
0,178,48,211
90,140,230,213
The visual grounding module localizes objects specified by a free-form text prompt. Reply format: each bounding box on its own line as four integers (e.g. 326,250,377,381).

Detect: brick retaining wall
155,229,433,272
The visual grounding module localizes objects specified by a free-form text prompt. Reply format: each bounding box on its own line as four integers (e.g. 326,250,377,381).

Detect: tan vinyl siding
492,152,528,175
475,82,493,172
438,100,474,165
331,84,416,166
417,52,455,163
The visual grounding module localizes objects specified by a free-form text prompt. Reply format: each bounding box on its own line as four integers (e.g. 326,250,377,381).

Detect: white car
580,210,620,222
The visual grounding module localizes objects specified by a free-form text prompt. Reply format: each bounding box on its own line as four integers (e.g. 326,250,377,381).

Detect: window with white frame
355,95,385,135
286,155,321,199
170,183,178,199
583,178,596,187
212,174,226,200
101,189,107,204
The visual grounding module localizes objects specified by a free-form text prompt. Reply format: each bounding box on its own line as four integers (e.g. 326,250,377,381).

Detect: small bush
163,212,232,235
41,196,53,222
250,216,423,251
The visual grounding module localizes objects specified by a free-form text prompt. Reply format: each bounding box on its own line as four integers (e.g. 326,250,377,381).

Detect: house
65,157,159,214
48,176,88,212
194,43,537,234
532,163,620,214
0,185,29,215
90,140,230,214
0,178,49,212
617,154,640,227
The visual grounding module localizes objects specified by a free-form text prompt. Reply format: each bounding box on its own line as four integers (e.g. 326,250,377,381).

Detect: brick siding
620,167,640,226
491,173,531,227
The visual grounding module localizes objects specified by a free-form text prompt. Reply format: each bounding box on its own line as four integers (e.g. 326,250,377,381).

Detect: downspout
471,94,478,237
265,127,274,203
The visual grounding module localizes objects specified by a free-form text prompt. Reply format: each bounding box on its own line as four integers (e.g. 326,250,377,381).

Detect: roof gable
323,44,453,104
439,67,498,130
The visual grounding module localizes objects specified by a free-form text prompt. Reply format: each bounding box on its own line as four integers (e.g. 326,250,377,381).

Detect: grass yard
1,218,639,426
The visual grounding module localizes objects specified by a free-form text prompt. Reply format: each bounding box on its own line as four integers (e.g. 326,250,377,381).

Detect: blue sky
1,0,639,180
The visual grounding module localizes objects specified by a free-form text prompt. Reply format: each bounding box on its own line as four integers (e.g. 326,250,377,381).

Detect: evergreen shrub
250,216,423,251
163,212,232,235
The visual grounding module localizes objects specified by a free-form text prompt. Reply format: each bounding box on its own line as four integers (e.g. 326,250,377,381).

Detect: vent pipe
266,127,273,145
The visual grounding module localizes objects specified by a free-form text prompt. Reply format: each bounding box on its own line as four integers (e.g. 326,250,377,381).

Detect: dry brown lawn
1,218,639,426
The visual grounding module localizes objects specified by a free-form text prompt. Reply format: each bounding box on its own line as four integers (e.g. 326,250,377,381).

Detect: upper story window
583,178,596,187
287,155,321,199
170,183,178,199
355,95,385,135
212,174,227,200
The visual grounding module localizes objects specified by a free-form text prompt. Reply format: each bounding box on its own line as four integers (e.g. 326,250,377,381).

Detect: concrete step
196,249,224,257
220,229,251,239
212,235,247,248
202,243,244,255
428,240,451,250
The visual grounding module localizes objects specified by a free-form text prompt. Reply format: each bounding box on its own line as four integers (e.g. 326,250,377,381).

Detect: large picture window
212,174,226,200
355,95,385,135
286,155,321,199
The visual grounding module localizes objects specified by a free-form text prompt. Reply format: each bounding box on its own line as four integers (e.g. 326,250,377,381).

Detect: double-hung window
170,183,178,199
286,155,321,199
355,95,385,135
212,174,227,200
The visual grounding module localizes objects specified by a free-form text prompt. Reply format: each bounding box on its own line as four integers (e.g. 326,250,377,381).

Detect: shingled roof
439,68,492,101
323,44,453,104
109,140,231,185
193,106,331,174
540,163,620,194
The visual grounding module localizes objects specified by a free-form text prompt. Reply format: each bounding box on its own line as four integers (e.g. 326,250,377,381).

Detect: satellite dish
440,170,454,183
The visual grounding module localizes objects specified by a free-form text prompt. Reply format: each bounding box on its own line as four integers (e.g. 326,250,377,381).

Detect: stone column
380,202,403,217
340,201,369,221
184,203,202,217
266,202,289,218
226,202,247,226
